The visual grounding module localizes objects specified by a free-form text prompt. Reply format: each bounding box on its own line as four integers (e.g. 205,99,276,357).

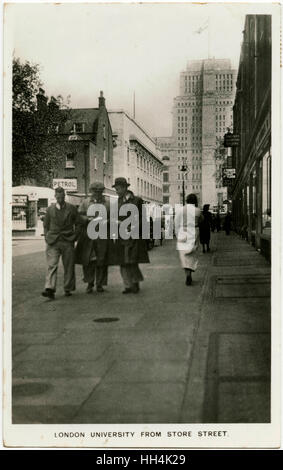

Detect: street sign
53,178,77,192
222,168,236,179
12,195,28,205
224,133,240,147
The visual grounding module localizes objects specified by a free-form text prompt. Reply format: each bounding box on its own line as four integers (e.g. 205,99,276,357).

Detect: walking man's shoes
41,289,55,300
96,286,104,293
64,291,72,297
122,288,132,294
131,283,140,293
86,284,94,294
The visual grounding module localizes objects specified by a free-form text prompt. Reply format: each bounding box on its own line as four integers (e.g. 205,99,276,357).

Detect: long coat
175,204,202,271
107,192,149,266
75,197,109,266
199,211,212,244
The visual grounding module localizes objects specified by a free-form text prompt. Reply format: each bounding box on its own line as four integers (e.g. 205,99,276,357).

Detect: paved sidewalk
11,232,271,424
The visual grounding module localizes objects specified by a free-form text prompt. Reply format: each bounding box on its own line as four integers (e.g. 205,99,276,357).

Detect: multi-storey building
109,111,163,206
231,15,271,261
157,59,237,209
36,90,114,205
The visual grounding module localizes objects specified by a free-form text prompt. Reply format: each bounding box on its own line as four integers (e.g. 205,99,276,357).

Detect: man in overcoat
75,182,109,293
41,186,81,300
109,177,149,294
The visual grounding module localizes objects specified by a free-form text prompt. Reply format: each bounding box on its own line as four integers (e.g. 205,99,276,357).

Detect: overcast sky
5,2,273,136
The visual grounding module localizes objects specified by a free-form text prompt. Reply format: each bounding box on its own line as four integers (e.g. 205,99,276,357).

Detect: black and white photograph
3,1,281,448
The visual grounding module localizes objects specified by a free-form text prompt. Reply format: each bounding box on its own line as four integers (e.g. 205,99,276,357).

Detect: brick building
231,15,271,260
36,90,114,204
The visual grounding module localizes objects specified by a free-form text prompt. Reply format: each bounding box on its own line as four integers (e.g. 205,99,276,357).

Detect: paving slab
72,411,179,424
13,343,111,362
102,360,188,384
218,333,271,377
111,335,193,360
13,405,79,424
76,382,185,417
13,355,115,379
217,381,271,423
12,377,101,407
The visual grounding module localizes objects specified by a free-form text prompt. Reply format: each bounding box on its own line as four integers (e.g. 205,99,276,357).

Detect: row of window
177,173,201,180
177,184,201,190
185,86,202,93
177,149,201,154
137,178,162,199
177,108,201,114
216,100,233,105
216,86,233,91
136,155,162,179
215,74,233,79
185,75,201,81
177,102,201,107
66,151,108,169
48,122,108,138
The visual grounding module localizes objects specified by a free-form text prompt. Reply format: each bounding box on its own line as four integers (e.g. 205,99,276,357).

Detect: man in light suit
41,186,81,300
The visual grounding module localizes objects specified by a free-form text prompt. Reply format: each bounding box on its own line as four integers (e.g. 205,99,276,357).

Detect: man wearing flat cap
109,177,149,294
75,182,109,293
42,186,81,300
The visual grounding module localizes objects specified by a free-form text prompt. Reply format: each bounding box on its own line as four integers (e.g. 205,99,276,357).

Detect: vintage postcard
2,1,281,449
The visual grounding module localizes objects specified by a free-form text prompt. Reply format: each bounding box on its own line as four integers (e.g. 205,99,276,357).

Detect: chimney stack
48,96,59,112
99,90,105,108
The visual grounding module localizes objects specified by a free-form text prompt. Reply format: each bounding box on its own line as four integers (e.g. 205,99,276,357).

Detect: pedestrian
223,211,232,235
199,204,212,253
41,187,81,300
175,193,203,286
211,214,216,232
75,182,109,294
215,211,221,232
109,177,149,294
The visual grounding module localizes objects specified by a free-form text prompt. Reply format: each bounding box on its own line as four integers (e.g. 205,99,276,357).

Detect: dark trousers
83,262,108,287
120,264,143,288
45,240,75,292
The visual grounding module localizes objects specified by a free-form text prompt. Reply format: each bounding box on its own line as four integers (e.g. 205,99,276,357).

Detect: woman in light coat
175,194,203,286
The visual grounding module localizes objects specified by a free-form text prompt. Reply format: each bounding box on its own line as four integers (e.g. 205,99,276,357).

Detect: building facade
156,58,237,209
231,15,271,260
36,90,114,204
109,111,163,206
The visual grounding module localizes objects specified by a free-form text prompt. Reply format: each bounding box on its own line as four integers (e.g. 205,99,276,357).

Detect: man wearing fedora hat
109,177,149,294
75,182,109,293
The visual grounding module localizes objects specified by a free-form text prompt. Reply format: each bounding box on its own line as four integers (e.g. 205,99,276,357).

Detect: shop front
12,186,56,237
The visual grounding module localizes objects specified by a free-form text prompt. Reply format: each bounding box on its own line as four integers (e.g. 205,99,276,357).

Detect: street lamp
180,164,188,206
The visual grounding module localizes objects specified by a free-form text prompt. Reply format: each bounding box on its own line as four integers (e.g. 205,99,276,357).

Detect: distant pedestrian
223,211,232,235
75,182,109,294
199,204,212,253
215,211,221,232
41,187,81,300
175,193,203,286
109,178,149,294
211,214,216,232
